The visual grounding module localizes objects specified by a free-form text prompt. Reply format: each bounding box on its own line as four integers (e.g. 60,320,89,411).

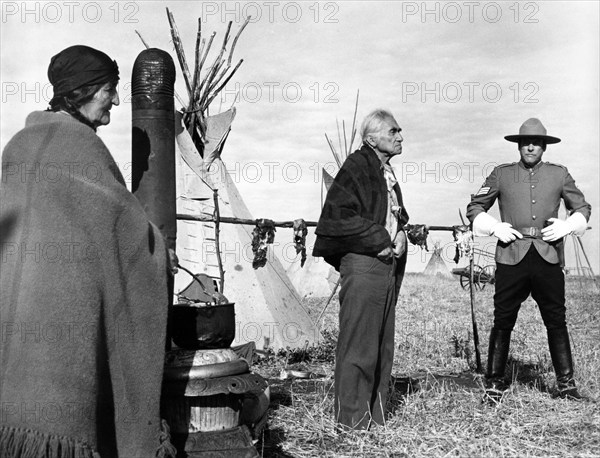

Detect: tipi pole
177,212,317,228
576,235,598,288
469,255,482,373
212,189,226,293
571,235,584,288
427,225,457,231
348,90,359,155
316,278,341,329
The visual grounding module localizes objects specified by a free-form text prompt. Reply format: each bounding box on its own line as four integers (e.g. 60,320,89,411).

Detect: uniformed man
466,118,591,402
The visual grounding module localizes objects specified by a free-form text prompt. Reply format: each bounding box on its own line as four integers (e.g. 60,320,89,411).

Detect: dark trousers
334,251,406,429
493,245,566,330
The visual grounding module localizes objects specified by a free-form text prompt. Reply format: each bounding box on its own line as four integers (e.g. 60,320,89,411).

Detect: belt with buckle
518,227,542,238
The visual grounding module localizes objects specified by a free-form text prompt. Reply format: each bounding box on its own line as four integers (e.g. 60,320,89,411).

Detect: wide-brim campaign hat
504,118,561,144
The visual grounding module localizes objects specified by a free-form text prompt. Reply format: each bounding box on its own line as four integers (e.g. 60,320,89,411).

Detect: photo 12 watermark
219,81,340,105
199,1,340,24
199,159,506,186
212,160,339,185
1,241,107,265
397,161,502,184
177,239,308,267
1,160,118,185
400,1,540,24
1,398,159,425
1,1,140,24
0,320,146,346
401,81,540,104
1,80,133,105
2,157,529,188
1,79,340,106
406,239,498,265
1,400,94,424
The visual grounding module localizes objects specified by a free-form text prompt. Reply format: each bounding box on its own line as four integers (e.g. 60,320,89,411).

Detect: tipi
423,241,452,278
287,233,340,299
152,11,322,350
174,111,322,350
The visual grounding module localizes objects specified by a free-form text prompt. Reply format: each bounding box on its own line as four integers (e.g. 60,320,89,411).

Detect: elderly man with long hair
313,109,409,429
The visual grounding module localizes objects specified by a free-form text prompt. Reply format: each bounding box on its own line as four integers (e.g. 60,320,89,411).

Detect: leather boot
548,327,584,400
483,328,511,404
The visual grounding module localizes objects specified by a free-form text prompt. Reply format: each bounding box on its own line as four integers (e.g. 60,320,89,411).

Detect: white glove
566,212,589,236
473,213,522,243
490,222,523,243
472,212,499,237
542,213,587,242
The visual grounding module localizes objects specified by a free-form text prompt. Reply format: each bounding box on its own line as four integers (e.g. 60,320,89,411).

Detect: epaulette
544,161,567,170
496,162,517,168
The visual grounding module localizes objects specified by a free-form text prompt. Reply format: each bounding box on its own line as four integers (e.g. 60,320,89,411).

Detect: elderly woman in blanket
0,45,175,458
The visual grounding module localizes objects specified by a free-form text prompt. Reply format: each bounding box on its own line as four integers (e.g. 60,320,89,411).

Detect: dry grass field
252,273,600,457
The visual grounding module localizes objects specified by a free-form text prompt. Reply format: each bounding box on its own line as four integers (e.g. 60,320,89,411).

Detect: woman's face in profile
79,82,120,128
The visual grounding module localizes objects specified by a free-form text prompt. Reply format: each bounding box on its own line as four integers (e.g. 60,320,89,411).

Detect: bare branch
135,30,150,49
325,133,342,168
191,18,202,101
343,120,348,157
206,59,244,108
193,32,216,102
228,16,251,66
349,89,360,155
166,8,193,98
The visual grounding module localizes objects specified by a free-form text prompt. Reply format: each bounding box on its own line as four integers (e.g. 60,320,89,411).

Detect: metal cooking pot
170,302,236,350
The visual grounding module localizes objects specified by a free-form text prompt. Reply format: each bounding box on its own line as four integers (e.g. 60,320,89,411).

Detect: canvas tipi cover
174,111,321,350
423,243,452,278
287,233,340,299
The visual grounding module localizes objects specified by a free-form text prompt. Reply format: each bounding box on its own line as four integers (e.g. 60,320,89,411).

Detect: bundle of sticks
165,8,250,153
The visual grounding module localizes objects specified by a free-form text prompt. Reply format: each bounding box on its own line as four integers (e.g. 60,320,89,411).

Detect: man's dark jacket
313,145,409,270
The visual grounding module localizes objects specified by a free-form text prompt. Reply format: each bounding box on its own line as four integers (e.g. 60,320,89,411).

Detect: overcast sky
1,1,598,273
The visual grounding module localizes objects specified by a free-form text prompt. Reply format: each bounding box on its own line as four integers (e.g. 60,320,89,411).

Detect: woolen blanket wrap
0,111,174,457
313,145,409,270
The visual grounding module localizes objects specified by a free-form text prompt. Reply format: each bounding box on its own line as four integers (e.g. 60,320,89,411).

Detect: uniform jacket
313,144,409,270
466,160,591,265
0,111,174,457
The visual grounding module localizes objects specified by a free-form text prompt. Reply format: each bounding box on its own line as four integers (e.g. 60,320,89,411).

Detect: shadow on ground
401,371,482,391
507,357,552,393
255,425,295,458
258,376,335,457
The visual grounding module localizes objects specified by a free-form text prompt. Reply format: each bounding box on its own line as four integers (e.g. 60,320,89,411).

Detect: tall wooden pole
469,256,482,373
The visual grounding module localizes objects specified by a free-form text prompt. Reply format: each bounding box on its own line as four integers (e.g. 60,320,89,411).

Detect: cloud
1,1,598,271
